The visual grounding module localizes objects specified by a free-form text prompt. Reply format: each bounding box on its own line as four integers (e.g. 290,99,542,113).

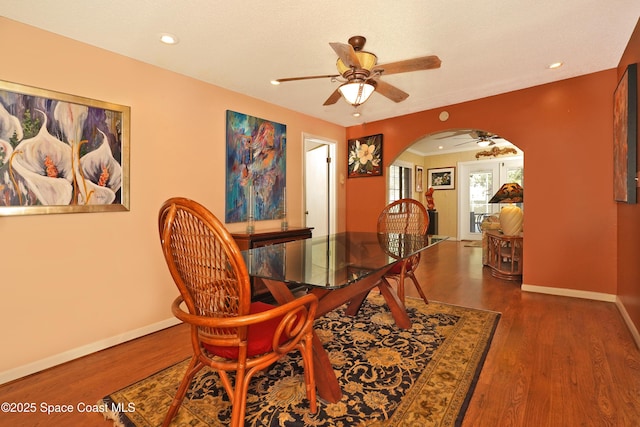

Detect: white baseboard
615,297,640,350
523,284,640,349
0,317,181,385
521,283,617,302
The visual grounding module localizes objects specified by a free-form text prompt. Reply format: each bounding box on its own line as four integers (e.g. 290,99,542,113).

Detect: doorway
303,134,337,236
458,157,523,240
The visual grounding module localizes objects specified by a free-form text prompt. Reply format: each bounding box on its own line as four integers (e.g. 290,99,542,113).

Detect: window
388,164,412,203
505,164,523,186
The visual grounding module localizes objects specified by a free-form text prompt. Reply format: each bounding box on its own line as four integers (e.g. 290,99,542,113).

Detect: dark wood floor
1,241,639,426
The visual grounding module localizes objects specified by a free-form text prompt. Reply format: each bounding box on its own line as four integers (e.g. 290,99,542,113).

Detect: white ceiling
2,0,639,137
407,129,520,156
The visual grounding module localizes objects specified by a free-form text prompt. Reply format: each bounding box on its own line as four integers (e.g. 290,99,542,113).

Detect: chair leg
408,273,429,304
217,370,235,404
397,260,408,304
162,357,205,427
397,281,406,304
229,364,251,427
302,335,318,413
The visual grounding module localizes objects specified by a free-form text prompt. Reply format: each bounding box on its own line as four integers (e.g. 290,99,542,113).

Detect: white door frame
303,133,337,236
458,156,523,240
387,159,414,203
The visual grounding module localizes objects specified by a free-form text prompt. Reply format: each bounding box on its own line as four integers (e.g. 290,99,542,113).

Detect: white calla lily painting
0,80,129,215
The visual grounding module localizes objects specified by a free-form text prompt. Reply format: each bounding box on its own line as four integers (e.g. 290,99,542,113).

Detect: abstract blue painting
225,110,286,223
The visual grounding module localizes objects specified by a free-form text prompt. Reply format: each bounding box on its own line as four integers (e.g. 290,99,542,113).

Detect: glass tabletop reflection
242,231,447,289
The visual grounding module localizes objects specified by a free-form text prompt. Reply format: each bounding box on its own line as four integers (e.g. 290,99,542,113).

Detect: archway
388,128,523,240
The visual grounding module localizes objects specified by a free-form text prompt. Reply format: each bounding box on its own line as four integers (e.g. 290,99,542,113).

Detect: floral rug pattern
101,295,500,426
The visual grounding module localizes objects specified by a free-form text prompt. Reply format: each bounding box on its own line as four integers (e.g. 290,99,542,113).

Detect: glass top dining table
242,231,447,290
241,231,447,403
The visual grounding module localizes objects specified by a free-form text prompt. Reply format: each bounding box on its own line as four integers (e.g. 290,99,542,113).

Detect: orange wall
617,19,640,334
1,15,636,380
346,70,618,295
0,18,345,379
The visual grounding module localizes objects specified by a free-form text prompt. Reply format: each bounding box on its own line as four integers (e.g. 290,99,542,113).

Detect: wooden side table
232,227,313,299
232,227,313,251
485,230,523,281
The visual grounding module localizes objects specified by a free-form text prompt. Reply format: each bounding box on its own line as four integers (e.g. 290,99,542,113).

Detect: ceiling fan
272,35,441,107
455,131,502,147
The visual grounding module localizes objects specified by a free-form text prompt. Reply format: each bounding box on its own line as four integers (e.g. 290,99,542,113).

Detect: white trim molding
616,297,640,350
523,283,640,349
0,317,181,385
521,283,617,302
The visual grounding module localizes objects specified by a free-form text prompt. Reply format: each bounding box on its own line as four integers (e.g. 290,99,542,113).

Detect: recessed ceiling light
270,80,281,85
352,111,361,118
159,33,179,45
438,145,444,150
548,62,563,69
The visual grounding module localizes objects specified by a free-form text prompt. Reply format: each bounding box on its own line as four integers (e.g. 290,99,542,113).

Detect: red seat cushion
387,263,403,274
202,301,289,359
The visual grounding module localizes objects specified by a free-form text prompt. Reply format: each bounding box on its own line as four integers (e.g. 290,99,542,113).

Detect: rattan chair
158,197,318,427
377,198,430,304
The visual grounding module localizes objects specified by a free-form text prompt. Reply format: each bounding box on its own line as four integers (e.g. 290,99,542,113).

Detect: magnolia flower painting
348,133,383,178
0,81,129,215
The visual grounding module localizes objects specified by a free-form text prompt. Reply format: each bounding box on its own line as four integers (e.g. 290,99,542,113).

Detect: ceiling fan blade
329,42,361,68
374,55,441,75
455,135,501,147
375,80,409,103
275,74,340,83
432,130,475,140
455,139,477,146
323,88,342,106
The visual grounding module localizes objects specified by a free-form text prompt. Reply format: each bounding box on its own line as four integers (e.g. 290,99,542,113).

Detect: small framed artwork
0,80,130,216
415,166,424,192
613,63,638,204
347,133,382,178
427,167,455,190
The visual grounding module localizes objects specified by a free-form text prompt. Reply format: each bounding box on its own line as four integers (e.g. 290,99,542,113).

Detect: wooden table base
260,265,414,403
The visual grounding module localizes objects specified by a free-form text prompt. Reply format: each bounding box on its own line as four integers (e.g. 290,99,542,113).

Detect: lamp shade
338,81,375,106
488,183,523,203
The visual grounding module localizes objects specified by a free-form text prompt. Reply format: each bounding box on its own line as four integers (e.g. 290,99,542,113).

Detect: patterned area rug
100,295,500,426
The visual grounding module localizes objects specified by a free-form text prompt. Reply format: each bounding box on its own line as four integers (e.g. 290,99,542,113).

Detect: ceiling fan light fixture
338,81,375,106
336,51,378,74
275,36,440,107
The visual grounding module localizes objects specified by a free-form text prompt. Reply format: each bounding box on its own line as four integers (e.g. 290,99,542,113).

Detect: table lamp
489,183,524,236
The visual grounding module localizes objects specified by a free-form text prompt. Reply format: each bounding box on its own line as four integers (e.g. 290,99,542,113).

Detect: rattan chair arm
171,293,318,329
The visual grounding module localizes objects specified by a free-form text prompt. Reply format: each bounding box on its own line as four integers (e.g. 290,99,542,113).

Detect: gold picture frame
415,165,424,192
0,80,130,215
